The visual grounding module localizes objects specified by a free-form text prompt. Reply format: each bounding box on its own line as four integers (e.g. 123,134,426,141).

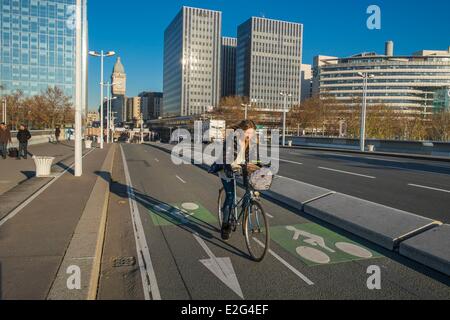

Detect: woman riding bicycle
218,120,262,241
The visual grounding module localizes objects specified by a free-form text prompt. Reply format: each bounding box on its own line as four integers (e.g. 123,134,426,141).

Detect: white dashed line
253,238,314,286
318,167,376,179
408,184,450,194
266,213,274,219
154,158,160,162
176,175,187,184
279,159,303,165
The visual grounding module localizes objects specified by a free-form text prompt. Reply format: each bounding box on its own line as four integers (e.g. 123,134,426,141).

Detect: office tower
0,0,82,99
313,41,450,115
301,64,312,102
163,6,222,118
221,37,237,98
139,92,163,120
236,17,303,111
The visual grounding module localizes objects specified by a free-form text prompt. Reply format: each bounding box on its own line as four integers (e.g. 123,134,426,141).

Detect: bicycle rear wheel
243,200,270,262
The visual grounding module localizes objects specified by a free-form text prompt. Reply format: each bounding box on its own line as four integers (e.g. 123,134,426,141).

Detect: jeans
18,142,28,158
221,178,236,226
0,143,6,158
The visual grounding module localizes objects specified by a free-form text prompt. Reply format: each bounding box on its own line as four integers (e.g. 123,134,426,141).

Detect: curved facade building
313,42,450,115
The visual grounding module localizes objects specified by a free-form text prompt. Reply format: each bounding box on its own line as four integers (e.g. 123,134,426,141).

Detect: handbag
249,167,274,191
8,145,19,158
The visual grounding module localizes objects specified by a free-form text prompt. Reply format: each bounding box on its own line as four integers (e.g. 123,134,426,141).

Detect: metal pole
360,75,367,152
106,84,110,144
2,99,6,124
245,105,248,120
74,0,83,177
282,94,287,147
100,51,104,149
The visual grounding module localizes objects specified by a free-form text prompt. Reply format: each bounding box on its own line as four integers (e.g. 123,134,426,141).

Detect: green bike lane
120,143,450,300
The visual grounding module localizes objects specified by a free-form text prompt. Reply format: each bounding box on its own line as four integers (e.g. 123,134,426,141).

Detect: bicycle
218,168,270,262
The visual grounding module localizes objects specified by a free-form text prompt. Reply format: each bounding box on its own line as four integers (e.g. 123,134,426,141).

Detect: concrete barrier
399,225,450,277
304,193,441,251
264,176,334,210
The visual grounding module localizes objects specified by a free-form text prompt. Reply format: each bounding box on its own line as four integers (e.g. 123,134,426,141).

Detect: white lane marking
120,145,161,300
253,238,314,286
266,213,274,219
279,159,303,165
193,233,244,299
154,158,160,162
408,183,450,194
176,175,187,184
0,148,96,228
318,167,376,179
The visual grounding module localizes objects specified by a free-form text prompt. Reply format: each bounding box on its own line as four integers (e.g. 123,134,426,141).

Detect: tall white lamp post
280,92,292,147
88,50,115,149
357,72,375,152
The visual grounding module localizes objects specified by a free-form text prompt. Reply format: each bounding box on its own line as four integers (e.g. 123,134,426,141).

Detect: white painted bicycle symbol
286,226,373,265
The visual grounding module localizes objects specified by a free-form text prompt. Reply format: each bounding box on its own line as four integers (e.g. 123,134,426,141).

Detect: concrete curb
47,145,116,300
87,144,116,300
399,225,450,277
144,142,449,276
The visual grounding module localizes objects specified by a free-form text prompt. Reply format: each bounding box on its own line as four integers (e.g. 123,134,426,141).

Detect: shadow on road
96,171,252,261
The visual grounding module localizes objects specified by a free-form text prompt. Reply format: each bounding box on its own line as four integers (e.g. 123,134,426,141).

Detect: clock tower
112,57,126,96
110,57,127,123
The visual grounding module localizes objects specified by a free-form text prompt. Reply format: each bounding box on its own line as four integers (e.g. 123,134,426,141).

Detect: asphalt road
101,143,450,300
276,147,450,223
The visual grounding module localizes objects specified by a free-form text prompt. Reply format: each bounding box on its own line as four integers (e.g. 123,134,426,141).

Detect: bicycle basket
249,167,274,191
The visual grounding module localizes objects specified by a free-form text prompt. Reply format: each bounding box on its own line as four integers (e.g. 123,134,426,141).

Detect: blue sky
87,0,450,110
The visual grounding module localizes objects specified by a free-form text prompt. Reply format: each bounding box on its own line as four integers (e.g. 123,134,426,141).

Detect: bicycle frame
228,174,257,226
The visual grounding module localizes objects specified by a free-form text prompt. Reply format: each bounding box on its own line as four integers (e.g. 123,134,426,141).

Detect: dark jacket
55,128,61,136
17,129,32,143
0,128,12,144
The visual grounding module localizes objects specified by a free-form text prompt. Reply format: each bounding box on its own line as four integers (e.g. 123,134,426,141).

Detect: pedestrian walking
55,126,61,144
16,125,32,160
0,122,12,159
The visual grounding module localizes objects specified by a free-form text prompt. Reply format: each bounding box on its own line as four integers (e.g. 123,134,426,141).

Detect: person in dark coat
0,122,12,159
55,126,61,143
16,125,32,160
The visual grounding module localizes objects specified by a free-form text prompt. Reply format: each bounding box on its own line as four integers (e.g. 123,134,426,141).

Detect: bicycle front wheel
218,188,225,229
243,200,270,262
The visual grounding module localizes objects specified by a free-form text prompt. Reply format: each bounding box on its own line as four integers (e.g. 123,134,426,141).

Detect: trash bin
368,145,375,152
33,156,55,177
85,140,93,149
288,141,293,147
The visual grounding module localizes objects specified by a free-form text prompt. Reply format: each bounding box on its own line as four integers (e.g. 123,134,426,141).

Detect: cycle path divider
144,142,447,276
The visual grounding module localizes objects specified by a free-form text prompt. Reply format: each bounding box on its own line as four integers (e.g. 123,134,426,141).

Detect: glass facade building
236,17,303,111
163,6,222,118
221,37,236,98
313,43,450,115
0,0,77,99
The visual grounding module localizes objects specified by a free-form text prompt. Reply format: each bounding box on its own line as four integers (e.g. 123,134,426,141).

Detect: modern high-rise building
111,57,127,123
301,64,312,102
139,91,163,120
221,37,237,98
0,0,80,98
163,6,222,118
313,42,450,114
236,17,303,111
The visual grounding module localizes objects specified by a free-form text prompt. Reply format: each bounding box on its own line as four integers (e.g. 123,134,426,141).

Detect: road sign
271,223,382,266
148,202,217,227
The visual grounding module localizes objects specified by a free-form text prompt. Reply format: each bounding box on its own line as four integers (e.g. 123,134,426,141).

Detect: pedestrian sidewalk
0,144,115,300
0,141,80,196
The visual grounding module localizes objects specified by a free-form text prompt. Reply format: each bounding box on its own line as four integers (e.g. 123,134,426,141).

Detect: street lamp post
89,50,116,149
280,92,292,147
2,98,6,124
357,72,375,152
241,103,251,120
103,83,117,143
